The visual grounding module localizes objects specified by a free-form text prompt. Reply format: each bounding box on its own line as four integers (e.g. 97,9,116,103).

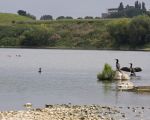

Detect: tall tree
138,3,141,9
118,2,124,11
135,1,142,9
142,2,146,11
135,1,139,9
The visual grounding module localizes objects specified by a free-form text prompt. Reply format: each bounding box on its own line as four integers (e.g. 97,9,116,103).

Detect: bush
97,63,115,81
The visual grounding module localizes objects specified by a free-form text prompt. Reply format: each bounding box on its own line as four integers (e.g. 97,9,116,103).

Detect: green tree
56,16,65,20
142,2,146,12
17,10,26,16
84,16,93,19
65,16,73,19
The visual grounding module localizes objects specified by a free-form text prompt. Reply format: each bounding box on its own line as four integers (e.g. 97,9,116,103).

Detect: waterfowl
115,59,121,71
121,63,142,76
38,67,42,73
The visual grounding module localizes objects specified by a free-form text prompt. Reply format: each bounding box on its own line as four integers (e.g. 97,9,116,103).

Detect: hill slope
0,13,33,24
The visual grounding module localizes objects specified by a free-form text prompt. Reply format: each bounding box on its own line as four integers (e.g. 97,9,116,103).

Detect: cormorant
38,67,42,73
121,63,142,76
115,59,121,71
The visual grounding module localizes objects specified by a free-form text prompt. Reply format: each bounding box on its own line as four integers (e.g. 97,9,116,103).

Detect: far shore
0,46,150,52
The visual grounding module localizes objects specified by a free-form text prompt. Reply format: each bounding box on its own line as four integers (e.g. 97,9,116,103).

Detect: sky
0,0,150,19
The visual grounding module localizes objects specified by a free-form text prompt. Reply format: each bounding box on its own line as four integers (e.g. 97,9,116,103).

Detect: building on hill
101,1,149,18
107,8,118,14
102,8,118,18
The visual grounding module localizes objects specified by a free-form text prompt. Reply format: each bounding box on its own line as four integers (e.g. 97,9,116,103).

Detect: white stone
114,71,130,80
114,71,122,80
121,71,130,80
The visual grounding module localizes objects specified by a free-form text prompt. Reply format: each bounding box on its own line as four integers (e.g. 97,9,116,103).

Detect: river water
0,48,150,111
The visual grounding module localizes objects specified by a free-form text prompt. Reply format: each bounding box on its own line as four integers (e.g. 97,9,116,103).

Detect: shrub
97,63,115,81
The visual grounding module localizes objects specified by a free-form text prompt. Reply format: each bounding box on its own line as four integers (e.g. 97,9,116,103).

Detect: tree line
40,15,101,20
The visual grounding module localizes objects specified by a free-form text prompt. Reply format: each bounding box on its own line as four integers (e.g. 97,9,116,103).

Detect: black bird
38,67,42,73
115,59,121,71
121,63,142,76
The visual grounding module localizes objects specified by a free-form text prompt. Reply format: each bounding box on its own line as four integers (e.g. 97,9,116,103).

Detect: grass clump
97,63,115,81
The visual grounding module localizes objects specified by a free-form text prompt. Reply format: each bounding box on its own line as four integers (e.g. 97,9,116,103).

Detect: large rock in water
114,71,122,80
114,70,130,80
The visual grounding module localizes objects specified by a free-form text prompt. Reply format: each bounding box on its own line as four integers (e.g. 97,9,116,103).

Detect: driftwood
125,86,150,92
133,86,150,92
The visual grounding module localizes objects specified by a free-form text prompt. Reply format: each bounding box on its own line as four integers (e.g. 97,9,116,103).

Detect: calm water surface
0,48,150,110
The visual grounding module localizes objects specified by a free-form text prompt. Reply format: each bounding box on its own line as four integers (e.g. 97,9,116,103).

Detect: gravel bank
0,104,125,120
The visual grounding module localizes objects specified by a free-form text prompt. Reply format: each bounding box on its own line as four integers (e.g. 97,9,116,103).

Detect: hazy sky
0,0,150,19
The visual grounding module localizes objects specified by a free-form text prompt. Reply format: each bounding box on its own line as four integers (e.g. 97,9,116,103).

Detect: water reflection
97,80,114,94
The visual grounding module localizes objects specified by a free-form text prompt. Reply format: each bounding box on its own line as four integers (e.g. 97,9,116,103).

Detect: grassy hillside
0,13,33,24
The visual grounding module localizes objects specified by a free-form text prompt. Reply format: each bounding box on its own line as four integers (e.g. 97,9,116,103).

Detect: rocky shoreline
0,104,149,120
0,104,126,120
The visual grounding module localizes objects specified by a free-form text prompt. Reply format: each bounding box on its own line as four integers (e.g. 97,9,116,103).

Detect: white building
107,8,118,14
101,8,118,18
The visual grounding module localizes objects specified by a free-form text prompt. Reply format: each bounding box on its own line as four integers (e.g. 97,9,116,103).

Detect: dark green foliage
142,2,146,11
17,10,36,20
107,15,150,49
20,27,53,46
17,10,26,16
56,16,73,20
56,16,65,20
118,2,124,11
0,25,56,47
77,17,83,19
135,1,141,9
65,16,73,19
97,63,115,81
84,16,93,19
107,19,129,48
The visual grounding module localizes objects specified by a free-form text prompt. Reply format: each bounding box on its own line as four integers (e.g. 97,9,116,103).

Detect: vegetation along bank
0,13,150,50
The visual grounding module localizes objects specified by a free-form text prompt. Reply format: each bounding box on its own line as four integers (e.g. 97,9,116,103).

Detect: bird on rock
121,63,142,76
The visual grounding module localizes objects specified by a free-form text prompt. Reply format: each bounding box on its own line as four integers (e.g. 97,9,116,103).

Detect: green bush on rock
97,63,115,81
